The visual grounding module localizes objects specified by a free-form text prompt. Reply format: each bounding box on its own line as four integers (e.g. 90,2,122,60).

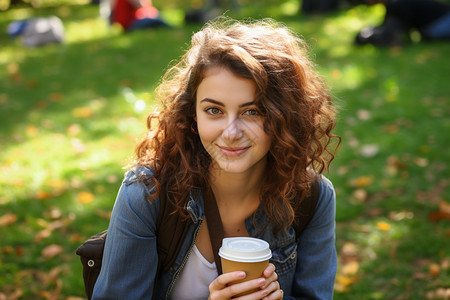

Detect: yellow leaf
350,176,373,187
334,282,349,293
36,190,52,200
342,261,359,276
331,69,341,79
376,221,391,231
336,274,358,287
26,124,38,137
72,107,93,118
78,191,94,204
429,263,440,277
7,62,19,74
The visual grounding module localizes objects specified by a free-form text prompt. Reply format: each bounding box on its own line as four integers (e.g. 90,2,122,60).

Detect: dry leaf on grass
41,245,63,259
0,213,18,226
78,191,94,204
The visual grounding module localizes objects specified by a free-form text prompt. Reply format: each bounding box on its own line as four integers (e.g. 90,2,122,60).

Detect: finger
260,281,281,300
210,271,246,291
261,289,283,300
263,263,276,277
224,277,266,299
261,271,278,289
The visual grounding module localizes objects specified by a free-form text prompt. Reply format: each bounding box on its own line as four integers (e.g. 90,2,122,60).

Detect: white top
171,244,218,299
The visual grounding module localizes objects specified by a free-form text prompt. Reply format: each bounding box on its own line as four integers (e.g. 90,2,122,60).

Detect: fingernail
258,278,265,285
238,271,246,278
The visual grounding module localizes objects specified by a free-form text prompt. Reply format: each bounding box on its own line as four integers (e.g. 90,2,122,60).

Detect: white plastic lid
219,237,272,263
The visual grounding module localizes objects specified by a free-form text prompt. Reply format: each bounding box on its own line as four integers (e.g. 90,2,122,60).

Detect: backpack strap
203,187,225,275
293,177,320,238
156,185,192,272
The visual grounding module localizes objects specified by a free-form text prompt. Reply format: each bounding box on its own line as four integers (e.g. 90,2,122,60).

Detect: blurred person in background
301,0,341,14
101,0,170,31
355,0,450,46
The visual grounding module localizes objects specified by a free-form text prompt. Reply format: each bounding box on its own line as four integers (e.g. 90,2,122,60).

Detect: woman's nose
222,118,244,141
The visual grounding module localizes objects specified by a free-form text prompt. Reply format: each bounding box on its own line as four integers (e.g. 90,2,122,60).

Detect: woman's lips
218,146,250,157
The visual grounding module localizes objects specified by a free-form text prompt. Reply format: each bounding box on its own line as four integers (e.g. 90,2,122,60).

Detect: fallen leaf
333,282,349,293
336,274,359,287
429,263,440,276
376,222,391,231
67,124,82,136
330,69,341,79
70,233,83,244
341,242,359,258
428,211,450,222
71,138,86,154
72,107,93,118
360,144,379,158
352,189,367,202
7,62,19,74
350,176,373,187
0,213,18,226
96,210,112,220
426,288,450,299
34,229,52,243
41,244,63,259
26,124,38,137
439,201,450,215
49,92,63,102
356,109,371,120
78,191,94,204
342,261,359,276
36,190,52,200
413,157,428,167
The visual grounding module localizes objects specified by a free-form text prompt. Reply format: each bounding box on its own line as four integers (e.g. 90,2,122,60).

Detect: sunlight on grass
65,17,115,43
280,0,299,16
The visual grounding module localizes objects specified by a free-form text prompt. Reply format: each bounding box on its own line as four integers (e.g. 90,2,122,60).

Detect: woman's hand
208,263,283,300
260,263,283,300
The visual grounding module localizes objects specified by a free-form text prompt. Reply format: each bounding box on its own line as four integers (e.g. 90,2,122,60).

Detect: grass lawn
0,1,449,299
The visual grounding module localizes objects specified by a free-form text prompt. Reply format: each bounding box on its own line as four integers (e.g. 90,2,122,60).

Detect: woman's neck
208,160,266,207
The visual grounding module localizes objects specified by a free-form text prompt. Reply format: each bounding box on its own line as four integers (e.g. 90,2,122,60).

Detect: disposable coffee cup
219,237,272,296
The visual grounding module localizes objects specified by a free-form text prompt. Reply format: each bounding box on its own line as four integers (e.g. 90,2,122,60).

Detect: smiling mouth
218,146,250,157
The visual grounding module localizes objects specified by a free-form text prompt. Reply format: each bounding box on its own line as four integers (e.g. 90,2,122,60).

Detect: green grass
1,1,449,299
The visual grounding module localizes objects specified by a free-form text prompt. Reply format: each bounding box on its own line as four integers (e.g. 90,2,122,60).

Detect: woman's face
195,67,272,175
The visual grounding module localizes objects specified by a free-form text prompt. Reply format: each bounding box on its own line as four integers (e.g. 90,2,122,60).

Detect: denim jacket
92,166,337,300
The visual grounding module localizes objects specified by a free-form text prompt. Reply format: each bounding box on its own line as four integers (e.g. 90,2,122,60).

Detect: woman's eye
205,107,222,115
243,109,259,116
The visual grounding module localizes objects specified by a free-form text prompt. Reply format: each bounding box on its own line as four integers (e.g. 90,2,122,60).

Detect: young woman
92,18,340,300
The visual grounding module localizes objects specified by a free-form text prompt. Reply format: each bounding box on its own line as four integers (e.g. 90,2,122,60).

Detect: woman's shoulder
123,165,155,187
315,175,336,211
318,175,335,196
113,165,159,221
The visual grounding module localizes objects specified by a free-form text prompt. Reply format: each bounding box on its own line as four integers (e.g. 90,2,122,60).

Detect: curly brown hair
135,18,340,233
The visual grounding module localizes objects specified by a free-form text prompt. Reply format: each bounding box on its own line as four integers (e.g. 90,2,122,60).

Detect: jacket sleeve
92,168,160,299
287,176,337,300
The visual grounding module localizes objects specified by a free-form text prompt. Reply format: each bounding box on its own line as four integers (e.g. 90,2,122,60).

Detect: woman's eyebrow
199,98,256,108
199,98,224,106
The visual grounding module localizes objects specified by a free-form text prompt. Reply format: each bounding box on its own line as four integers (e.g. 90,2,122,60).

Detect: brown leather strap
293,176,320,238
203,188,224,275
